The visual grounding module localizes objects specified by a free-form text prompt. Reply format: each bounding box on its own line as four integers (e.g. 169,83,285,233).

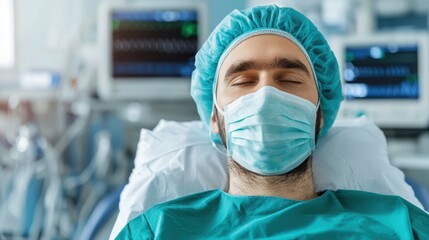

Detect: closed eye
274,69,306,85
232,81,254,86
230,76,257,86
278,79,302,84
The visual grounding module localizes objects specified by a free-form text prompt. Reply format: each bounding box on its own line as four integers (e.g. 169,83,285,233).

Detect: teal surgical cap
191,5,344,142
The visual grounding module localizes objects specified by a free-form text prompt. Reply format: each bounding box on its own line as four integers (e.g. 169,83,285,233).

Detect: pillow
110,117,423,239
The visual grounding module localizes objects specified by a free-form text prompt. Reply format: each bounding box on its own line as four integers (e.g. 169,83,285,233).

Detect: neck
227,159,318,201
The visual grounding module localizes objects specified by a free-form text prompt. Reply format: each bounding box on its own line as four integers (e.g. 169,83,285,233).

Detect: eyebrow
224,57,311,82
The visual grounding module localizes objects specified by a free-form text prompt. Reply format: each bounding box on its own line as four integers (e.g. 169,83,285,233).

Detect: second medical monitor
334,33,429,129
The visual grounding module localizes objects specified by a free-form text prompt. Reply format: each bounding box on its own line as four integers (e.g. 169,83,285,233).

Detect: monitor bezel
0,0,18,87
97,1,208,100
332,33,429,129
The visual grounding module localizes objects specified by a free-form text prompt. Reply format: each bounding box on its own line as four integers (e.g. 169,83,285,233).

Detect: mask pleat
230,128,309,142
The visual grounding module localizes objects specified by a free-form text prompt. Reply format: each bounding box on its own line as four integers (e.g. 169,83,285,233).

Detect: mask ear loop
210,110,228,156
211,139,228,157
210,72,228,156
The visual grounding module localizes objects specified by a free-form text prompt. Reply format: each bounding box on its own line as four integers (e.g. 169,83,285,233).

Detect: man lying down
116,5,429,239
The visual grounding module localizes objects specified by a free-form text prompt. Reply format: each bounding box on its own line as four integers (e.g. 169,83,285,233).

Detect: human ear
211,110,220,134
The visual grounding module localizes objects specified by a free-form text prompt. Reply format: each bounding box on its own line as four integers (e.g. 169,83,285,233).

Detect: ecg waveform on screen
112,21,198,37
344,45,419,99
346,81,418,99
113,61,194,77
349,65,411,79
111,10,198,78
346,46,417,61
113,39,197,54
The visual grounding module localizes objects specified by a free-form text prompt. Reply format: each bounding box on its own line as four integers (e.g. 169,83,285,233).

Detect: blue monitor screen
344,45,419,99
111,9,198,78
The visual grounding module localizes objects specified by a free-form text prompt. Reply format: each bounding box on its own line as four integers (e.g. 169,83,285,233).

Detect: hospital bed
105,117,428,239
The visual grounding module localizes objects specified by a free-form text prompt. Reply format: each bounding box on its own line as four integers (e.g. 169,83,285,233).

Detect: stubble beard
213,107,322,187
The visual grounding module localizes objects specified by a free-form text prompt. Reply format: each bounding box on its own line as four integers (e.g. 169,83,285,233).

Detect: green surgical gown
116,189,429,239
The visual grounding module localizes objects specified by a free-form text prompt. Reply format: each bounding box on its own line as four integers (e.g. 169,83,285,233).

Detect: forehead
218,34,313,79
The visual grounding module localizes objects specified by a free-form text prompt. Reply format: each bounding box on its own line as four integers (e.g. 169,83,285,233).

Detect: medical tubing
39,137,62,240
211,141,228,156
0,157,6,237
0,145,5,205
54,104,90,157
53,101,91,188
63,154,97,189
29,181,47,240
63,131,111,189
94,131,111,178
67,130,112,239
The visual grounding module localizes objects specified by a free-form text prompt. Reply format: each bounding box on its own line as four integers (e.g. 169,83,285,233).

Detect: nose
257,71,278,89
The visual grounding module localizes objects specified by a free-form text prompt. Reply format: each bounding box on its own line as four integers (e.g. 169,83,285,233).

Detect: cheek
216,84,245,109
293,86,318,106
310,86,319,106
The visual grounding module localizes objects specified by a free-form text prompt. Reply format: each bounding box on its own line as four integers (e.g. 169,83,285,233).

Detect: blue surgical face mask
215,86,318,175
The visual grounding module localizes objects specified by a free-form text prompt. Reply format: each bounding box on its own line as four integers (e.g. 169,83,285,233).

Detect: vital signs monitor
333,33,429,129
97,1,208,100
